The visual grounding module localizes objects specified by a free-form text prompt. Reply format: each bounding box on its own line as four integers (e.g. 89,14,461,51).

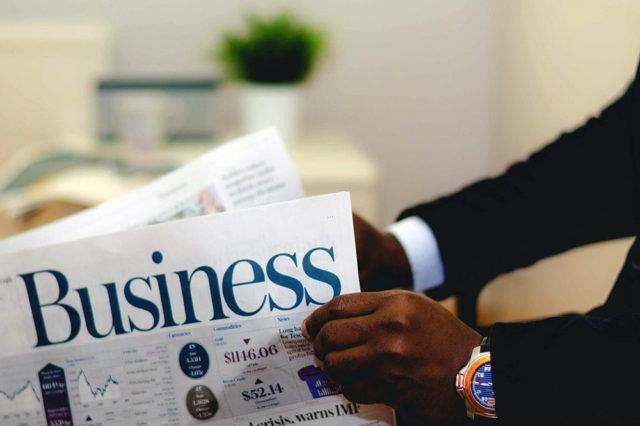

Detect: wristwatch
456,336,497,420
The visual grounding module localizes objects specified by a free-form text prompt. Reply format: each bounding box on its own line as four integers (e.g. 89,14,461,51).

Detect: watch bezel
462,353,496,418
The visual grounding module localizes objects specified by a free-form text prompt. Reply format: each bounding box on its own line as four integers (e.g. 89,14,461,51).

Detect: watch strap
480,335,490,353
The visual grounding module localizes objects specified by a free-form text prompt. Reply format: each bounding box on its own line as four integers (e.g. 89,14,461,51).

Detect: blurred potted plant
215,13,325,145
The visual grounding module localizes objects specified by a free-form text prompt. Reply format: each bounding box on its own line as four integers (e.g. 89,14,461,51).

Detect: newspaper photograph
0,127,304,255
0,193,396,426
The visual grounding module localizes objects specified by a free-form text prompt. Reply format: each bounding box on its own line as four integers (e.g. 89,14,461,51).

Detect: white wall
491,0,640,171
5,1,640,323
0,0,496,226
478,0,640,323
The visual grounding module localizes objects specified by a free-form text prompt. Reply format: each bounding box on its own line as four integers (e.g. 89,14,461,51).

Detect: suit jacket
399,59,640,425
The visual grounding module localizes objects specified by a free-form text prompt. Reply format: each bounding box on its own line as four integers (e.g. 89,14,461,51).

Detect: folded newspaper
0,130,395,426
0,128,304,255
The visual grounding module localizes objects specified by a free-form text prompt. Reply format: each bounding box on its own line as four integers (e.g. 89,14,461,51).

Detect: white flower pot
241,84,301,147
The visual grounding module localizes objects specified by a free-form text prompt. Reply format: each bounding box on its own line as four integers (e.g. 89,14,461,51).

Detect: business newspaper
0,193,396,426
0,127,304,255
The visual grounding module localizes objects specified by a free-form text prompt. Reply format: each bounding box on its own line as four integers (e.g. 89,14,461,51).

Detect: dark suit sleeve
490,313,640,425
398,74,640,299
396,65,640,424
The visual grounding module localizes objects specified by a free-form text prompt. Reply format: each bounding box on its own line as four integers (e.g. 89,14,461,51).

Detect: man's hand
302,290,482,425
353,214,412,291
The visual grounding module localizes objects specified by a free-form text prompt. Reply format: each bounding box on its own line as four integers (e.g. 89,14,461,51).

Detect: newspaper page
0,193,396,426
0,127,303,255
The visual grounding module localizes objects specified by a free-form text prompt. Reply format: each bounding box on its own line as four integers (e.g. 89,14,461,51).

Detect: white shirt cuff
387,216,445,293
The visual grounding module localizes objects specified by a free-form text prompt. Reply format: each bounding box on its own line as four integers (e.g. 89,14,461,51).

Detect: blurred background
2,0,640,325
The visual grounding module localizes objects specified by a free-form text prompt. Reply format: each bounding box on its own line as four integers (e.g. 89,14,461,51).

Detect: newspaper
0,193,395,426
0,128,304,255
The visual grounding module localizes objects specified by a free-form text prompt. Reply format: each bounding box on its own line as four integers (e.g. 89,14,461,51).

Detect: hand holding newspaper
0,130,395,426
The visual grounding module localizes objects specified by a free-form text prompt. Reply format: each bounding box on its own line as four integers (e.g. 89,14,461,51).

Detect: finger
313,316,371,360
342,380,389,405
322,345,373,384
323,346,393,406
303,293,381,340
352,214,369,250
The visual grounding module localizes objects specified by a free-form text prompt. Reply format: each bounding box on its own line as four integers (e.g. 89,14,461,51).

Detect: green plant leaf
215,12,326,84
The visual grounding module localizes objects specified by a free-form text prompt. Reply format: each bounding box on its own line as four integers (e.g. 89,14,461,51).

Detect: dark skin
303,214,482,424
352,214,413,292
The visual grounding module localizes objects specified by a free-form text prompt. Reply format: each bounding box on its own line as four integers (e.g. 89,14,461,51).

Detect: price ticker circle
179,342,210,379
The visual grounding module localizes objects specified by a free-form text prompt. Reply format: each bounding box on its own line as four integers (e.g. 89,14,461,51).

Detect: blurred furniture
0,20,111,162
0,200,87,240
0,130,380,237
290,132,379,224
97,78,221,143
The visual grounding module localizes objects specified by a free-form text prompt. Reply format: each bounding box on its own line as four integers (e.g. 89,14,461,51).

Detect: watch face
471,361,495,410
